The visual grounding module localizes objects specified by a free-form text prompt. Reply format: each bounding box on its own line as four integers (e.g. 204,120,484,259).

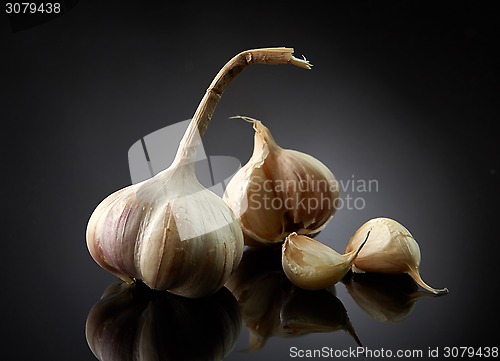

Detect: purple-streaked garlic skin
87,165,244,299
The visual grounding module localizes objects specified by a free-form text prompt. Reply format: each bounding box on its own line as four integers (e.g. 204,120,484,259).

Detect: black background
1,1,499,360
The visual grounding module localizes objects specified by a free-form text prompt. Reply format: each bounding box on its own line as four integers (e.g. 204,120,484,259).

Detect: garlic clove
227,165,288,246
282,232,369,290
224,117,339,246
346,217,449,295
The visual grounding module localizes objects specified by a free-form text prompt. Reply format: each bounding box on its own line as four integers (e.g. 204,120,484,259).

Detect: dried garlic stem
174,47,311,164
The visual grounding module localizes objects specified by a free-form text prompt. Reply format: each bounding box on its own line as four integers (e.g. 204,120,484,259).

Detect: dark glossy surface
2,1,498,360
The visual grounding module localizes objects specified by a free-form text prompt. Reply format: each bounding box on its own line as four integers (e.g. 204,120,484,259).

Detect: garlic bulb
345,217,449,295
282,232,369,290
223,117,339,246
86,47,311,298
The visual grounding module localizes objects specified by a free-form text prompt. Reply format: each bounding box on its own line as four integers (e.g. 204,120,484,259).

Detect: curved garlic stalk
345,217,449,295
86,48,311,298
223,116,339,246
282,232,369,290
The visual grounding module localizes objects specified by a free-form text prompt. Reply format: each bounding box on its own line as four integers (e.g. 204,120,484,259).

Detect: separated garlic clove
223,117,339,246
87,48,310,298
282,232,369,290
345,217,449,295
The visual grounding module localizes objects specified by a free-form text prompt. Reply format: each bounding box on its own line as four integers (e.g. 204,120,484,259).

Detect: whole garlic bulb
345,217,449,295
223,117,339,246
86,160,244,298
86,48,311,298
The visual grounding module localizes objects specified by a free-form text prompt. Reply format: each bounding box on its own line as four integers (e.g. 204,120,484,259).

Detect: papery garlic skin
224,118,339,246
87,162,244,298
346,217,448,295
282,232,367,290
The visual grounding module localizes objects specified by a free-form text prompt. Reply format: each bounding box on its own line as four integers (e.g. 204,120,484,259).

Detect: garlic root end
407,268,449,295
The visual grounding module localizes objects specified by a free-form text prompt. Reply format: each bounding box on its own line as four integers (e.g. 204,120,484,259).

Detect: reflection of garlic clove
226,248,292,351
282,232,369,290
86,282,241,361
279,287,362,346
346,217,449,295
86,48,310,298
226,248,362,351
223,117,339,247
344,272,434,323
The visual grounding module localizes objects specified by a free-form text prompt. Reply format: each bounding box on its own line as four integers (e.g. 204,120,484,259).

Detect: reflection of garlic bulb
225,248,290,351
86,48,310,297
224,117,339,246
346,217,449,295
86,282,241,361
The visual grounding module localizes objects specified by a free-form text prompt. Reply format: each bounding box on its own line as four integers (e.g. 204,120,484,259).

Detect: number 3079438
5,3,61,14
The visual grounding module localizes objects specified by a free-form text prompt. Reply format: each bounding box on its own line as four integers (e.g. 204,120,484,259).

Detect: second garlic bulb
224,117,339,246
